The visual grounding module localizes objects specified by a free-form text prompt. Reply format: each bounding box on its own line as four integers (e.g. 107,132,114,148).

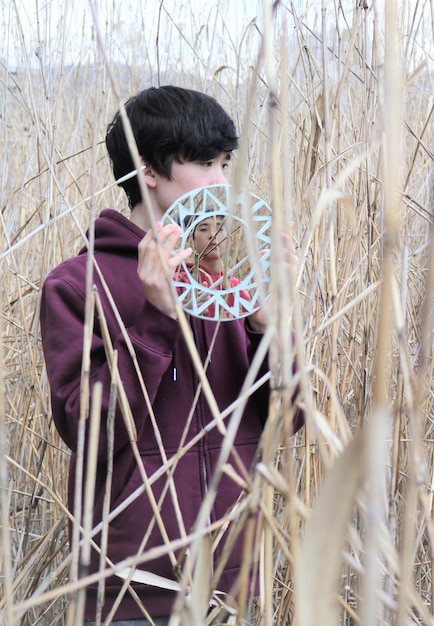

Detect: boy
40,86,302,624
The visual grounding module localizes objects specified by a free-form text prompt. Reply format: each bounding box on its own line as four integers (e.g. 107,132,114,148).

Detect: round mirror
162,184,272,321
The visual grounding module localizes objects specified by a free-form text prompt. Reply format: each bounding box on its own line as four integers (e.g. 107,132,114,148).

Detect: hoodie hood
79,208,145,256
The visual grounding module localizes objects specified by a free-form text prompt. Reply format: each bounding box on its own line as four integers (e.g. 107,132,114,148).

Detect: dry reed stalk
0,289,14,625
359,2,401,624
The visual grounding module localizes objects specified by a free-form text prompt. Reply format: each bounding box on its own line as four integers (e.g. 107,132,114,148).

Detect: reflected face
193,216,228,261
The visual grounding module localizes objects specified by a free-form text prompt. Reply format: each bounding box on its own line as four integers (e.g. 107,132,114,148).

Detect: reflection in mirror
162,185,272,321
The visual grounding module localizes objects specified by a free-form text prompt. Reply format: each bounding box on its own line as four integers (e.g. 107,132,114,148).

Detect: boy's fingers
156,222,180,241
169,246,192,267
139,223,182,258
281,229,298,266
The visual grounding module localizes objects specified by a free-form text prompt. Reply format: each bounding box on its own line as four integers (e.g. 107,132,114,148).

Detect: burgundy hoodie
40,209,302,620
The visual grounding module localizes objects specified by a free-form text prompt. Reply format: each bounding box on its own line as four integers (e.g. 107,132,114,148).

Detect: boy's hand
247,306,268,332
246,229,298,332
281,228,299,266
137,222,192,319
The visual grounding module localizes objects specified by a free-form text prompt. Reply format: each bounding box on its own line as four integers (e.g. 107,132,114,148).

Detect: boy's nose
211,168,228,185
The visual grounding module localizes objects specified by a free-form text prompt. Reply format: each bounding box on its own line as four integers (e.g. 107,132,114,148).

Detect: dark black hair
105,86,239,209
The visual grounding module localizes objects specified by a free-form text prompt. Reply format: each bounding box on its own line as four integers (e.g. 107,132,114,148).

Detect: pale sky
2,0,267,69
1,0,332,70
3,1,427,78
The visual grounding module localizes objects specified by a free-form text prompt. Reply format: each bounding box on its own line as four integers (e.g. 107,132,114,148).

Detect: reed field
1,0,433,624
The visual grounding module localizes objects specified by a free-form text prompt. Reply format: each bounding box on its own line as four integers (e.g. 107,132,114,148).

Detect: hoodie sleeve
40,272,182,461
245,323,304,434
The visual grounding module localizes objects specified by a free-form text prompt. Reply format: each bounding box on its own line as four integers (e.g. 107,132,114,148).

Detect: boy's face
148,152,231,216
193,216,228,261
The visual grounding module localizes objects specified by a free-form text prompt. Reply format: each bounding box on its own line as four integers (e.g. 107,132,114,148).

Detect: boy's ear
141,159,157,188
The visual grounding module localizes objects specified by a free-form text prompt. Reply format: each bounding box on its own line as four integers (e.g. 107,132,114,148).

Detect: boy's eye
199,158,230,169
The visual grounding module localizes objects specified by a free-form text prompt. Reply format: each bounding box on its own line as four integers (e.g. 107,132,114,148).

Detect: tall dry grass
1,0,433,624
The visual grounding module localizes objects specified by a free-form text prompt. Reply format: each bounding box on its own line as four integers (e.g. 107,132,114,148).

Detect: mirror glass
162,185,272,321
